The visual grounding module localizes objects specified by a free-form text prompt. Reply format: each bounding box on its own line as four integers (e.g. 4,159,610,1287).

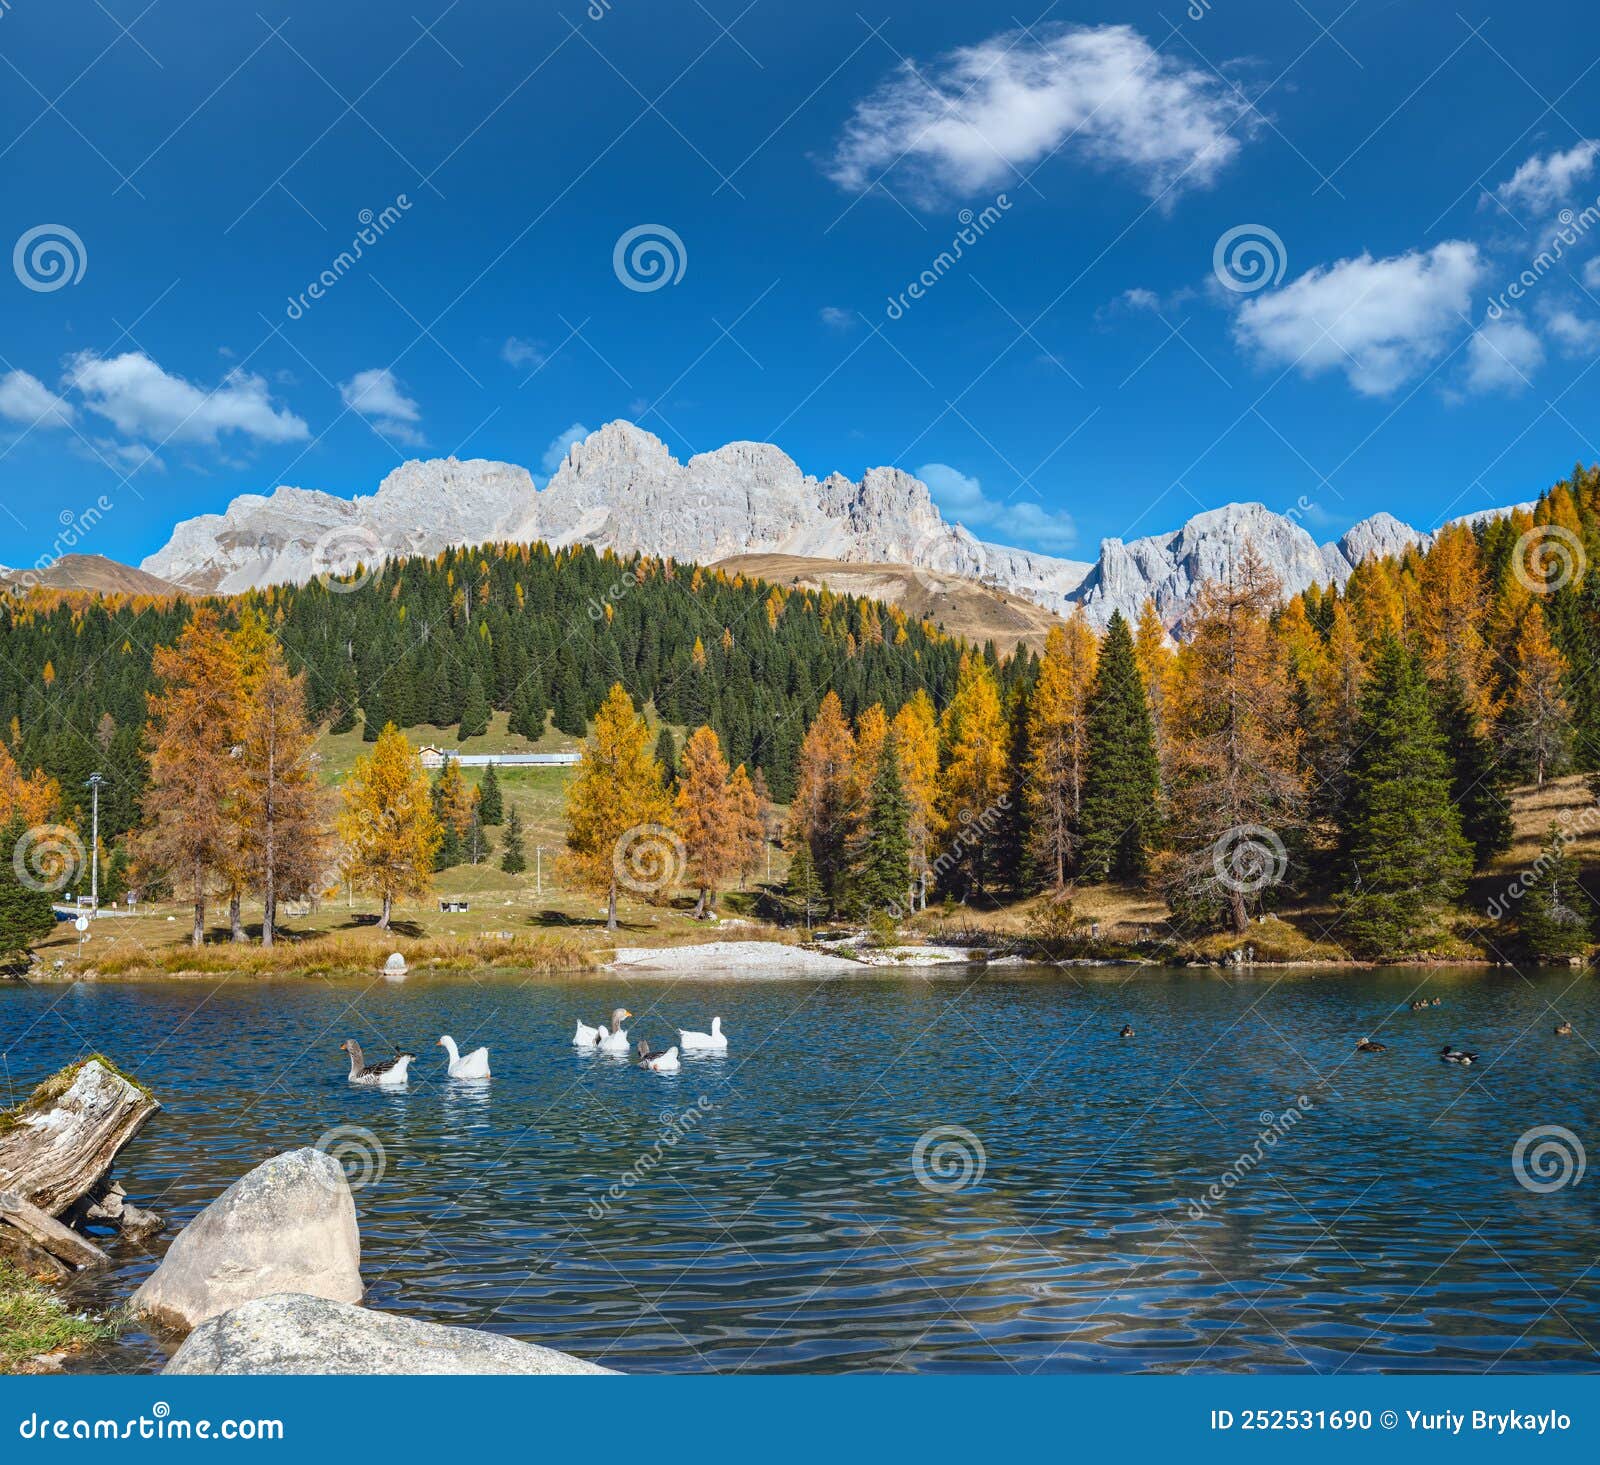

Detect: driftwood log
0,1056,161,1273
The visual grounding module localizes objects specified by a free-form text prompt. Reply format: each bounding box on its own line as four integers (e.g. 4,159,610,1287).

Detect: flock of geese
337,1008,728,1086
572,1007,729,1073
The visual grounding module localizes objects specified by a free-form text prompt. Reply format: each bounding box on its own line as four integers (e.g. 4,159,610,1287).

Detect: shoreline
4,935,1549,983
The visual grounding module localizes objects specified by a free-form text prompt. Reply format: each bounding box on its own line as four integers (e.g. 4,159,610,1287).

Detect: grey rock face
131,1148,361,1333
138,420,1526,629
161,1293,615,1375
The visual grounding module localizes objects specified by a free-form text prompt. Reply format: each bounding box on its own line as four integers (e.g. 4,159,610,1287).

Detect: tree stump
0,1056,161,1271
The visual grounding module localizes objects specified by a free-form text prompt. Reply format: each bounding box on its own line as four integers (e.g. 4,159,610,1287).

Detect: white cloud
917,462,1077,551
1542,304,1600,355
339,367,422,445
0,369,74,430
1584,257,1600,289
66,351,307,444
1465,316,1544,394
1231,242,1482,395
541,422,590,476
501,336,545,370
828,23,1253,205
820,306,855,330
1111,287,1160,312
1490,140,1600,214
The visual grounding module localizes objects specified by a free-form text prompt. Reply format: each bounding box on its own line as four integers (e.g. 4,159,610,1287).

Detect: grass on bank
0,1263,118,1373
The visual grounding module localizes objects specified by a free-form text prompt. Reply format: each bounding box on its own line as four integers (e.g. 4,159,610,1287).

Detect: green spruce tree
654,725,679,790
851,747,912,916
785,839,820,931
1508,824,1591,960
0,814,57,965
458,672,490,741
500,807,527,874
478,763,504,825
1078,611,1161,881
1437,669,1513,868
1334,639,1472,958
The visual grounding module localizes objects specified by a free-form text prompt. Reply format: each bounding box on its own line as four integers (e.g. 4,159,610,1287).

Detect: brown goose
340,1039,413,1087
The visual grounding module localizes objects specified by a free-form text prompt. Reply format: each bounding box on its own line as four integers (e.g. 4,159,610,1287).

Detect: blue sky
3,0,1600,570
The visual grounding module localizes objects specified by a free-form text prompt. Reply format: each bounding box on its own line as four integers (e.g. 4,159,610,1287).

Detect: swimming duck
438,1034,491,1079
1438,1045,1479,1065
1555,1020,1573,1036
340,1039,413,1087
637,1040,680,1073
678,1016,728,1052
597,1008,633,1053
1119,1024,1135,1039
1409,1000,1428,1012
1356,1037,1387,1052
1432,997,1442,1007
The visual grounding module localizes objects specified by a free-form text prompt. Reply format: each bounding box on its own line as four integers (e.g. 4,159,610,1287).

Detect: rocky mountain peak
138,420,1528,630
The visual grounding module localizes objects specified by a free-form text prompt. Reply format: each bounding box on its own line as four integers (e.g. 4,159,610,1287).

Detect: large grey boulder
132,1148,361,1333
162,1293,615,1375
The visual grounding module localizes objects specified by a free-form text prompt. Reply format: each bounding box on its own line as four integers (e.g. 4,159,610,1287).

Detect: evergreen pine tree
478,763,504,825
0,813,57,964
1334,639,1472,958
1078,611,1161,881
654,726,678,789
552,656,588,737
458,673,490,741
785,838,819,931
851,746,912,917
464,809,490,865
501,807,527,874
1437,669,1512,868
1507,824,1591,960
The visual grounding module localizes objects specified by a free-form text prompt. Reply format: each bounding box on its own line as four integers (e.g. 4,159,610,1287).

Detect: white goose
340,1039,413,1088
438,1034,491,1079
678,1016,728,1052
637,1040,680,1073
597,1008,633,1053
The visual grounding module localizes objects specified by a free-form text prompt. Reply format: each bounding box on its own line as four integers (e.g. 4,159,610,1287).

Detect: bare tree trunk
379,891,394,931
191,870,206,947
607,881,618,932
230,893,244,943
0,1057,161,1272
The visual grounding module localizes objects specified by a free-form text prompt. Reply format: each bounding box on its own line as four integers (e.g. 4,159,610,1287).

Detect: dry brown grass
83,930,594,979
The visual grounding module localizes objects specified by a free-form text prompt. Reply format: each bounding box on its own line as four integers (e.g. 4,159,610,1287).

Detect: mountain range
110,420,1527,629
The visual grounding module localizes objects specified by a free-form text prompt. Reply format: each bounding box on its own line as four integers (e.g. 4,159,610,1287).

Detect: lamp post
85,773,103,913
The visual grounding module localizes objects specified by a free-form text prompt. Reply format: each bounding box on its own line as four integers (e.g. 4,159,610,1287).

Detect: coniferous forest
3,465,1600,961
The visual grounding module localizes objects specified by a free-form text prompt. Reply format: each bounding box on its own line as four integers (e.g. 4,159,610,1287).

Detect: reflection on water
2,964,1597,1374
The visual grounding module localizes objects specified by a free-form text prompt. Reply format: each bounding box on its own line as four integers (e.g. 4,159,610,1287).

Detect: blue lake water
2,964,1597,1374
